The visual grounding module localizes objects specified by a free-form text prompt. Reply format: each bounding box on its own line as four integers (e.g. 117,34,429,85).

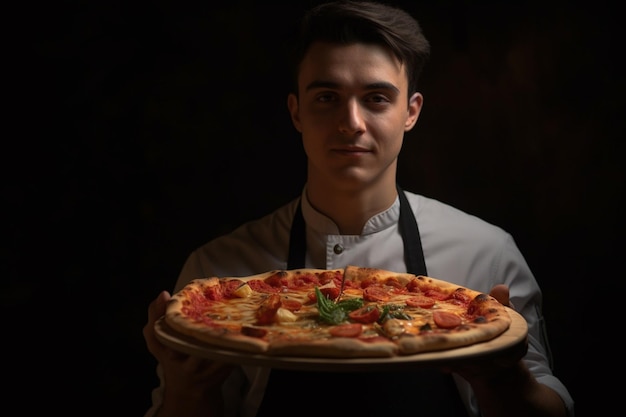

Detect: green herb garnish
336,298,364,311
378,304,412,323
315,287,364,325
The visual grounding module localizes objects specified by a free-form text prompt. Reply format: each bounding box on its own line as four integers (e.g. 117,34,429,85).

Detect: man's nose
338,99,366,135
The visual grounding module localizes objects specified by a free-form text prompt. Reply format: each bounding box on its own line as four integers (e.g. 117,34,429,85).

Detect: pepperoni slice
432,310,462,329
328,323,362,337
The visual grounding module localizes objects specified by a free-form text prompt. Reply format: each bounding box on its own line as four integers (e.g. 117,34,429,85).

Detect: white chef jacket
145,187,575,417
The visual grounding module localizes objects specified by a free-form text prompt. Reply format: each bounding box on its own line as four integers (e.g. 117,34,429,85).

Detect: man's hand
143,291,235,417
488,284,510,307
442,285,566,417
444,284,525,380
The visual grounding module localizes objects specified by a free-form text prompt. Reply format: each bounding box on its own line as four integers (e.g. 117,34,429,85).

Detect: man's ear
287,93,302,133
404,92,423,132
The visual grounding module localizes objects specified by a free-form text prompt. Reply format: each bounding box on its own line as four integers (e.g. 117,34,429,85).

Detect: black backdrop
6,1,624,415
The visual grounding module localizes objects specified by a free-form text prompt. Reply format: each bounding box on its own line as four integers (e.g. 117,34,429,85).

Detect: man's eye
368,94,390,104
316,93,336,103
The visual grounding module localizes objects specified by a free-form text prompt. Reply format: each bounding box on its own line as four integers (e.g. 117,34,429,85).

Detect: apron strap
396,184,428,276
287,199,306,270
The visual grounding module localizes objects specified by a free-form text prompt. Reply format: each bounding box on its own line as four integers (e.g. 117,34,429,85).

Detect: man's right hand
143,291,235,417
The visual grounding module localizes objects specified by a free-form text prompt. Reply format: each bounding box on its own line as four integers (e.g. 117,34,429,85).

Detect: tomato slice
432,310,462,329
280,299,303,311
423,289,449,301
318,287,340,301
405,295,435,308
255,294,282,325
328,323,362,337
362,286,390,302
348,305,380,324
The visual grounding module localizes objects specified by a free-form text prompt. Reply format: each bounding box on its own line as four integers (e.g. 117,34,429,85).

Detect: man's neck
305,178,398,235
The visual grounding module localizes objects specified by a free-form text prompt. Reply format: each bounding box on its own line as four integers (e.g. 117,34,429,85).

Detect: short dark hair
291,0,430,96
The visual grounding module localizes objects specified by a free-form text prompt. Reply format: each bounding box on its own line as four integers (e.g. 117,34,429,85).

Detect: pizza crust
395,316,512,354
267,337,398,358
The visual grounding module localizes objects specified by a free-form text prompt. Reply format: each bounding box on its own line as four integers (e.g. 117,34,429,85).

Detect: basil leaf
315,287,367,325
389,311,412,320
336,298,364,311
378,305,411,322
315,287,347,325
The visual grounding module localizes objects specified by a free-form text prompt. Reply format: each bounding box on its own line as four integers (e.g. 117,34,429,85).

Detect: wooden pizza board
154,307,528,372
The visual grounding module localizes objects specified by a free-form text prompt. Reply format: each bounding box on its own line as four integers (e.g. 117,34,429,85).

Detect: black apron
256,186,469,417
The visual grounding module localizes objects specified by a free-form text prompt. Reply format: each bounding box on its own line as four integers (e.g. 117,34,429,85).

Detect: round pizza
164,265,513,358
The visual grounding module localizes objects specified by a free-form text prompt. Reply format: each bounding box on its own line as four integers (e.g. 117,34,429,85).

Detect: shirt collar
300,186,400,236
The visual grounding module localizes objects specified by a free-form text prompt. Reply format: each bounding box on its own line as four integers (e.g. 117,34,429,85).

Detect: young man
143,1,574,416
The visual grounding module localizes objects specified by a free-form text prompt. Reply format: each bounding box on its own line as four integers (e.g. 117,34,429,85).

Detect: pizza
163,265,512,358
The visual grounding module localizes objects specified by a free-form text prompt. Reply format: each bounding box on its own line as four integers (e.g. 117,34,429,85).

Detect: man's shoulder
176,197,301,285
402,190,469,218
211,197,299,243
403,190,509,237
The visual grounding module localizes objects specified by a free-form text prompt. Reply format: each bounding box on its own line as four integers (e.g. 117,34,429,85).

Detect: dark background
7,1,624,415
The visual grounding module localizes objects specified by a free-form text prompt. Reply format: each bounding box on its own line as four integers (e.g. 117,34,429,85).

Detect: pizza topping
318,286,340,301
348,305,380,324
232,282,253,298
203,283,225,301
255,294,282,325
423,289,449,301
380,318,411,337
379,304,412,322
405,295,435,308
275,307,298,323
362,285,392,302
315,287,364,325
317,269,343,285
316,287,348,325
432,310,462,329
280,299,303,311
248,279,279,293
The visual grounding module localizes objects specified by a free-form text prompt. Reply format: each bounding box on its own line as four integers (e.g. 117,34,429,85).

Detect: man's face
288,42,422,191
